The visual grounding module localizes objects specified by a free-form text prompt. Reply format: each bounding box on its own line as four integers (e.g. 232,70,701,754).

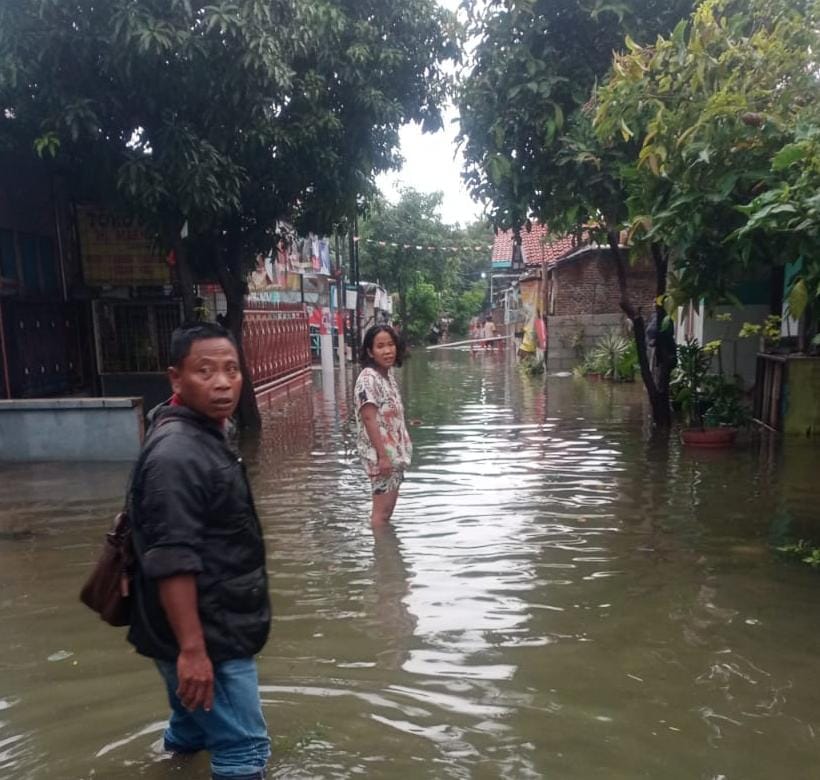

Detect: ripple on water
1,352,820,778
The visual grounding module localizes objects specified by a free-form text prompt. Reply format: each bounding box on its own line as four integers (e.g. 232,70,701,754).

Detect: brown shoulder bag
79,419,170,627
79,511,134,626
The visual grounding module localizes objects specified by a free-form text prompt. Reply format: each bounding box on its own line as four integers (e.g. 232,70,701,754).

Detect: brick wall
551,249,656,317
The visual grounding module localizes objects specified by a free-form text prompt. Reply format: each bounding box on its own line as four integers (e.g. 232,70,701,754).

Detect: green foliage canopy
0,0,458,256
458,0,694,232
358,188,491,340
595,0,820,313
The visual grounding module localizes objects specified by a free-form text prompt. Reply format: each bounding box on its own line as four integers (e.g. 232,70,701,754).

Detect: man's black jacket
127,403,270,663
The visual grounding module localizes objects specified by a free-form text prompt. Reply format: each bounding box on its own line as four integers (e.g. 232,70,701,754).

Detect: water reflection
370,524,416,672
1,352,820,778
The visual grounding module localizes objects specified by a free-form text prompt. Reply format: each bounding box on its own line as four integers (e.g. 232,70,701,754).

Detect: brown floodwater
1,348,819,779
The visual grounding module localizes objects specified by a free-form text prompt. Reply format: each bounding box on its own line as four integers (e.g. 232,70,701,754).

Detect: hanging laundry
311,234,321,272
318,239,331,275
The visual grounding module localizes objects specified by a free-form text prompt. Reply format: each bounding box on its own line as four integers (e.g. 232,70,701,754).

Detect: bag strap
127,416,234,551
123,417,176,520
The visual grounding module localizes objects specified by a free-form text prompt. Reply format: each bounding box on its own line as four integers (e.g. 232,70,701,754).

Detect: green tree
404,280,439,344
458,0,694,425
448,282,488,337
359,190,451,323
358,189,492,338
458,0,694,231
0,0,456,426
735,125,820,349
596,0,820,348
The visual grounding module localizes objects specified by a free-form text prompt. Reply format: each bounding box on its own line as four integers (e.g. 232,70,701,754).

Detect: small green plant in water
615,338,639,381
590,331,634,380
776,540,820,568
520,355,545,376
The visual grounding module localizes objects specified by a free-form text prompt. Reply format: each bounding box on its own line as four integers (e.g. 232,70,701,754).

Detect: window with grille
93,301,182,373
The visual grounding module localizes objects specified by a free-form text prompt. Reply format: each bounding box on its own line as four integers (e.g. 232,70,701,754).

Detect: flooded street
2,349,820,779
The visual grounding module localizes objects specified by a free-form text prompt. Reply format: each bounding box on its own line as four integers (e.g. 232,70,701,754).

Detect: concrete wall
547,313,627,371
704,305,768,389
0,397,143,461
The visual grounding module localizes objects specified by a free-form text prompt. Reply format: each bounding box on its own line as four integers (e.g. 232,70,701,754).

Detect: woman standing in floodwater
355,325,412,525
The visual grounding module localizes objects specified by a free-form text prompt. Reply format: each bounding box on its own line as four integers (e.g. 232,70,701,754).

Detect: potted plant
615,339,639,382
577,350,605,380
671,338,749,447
588,330,631,381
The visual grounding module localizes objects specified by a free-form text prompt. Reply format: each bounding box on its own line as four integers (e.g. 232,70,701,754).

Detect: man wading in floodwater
127,322,271,780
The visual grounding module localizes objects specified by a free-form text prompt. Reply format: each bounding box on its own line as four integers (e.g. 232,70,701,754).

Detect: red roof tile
491,221,589,267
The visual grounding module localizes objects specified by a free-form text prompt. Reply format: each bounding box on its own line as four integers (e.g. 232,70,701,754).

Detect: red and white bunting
357,237,493,252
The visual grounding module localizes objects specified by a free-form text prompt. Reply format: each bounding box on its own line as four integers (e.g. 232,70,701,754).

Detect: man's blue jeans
155,657,270,780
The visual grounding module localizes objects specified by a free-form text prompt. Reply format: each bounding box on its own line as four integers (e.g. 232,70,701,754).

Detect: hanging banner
276,229,333,276
77,206,169,286
247,253,300,294
318,239,332,275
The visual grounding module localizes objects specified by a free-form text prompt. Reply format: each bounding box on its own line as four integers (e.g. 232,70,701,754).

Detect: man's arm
158,575,214,712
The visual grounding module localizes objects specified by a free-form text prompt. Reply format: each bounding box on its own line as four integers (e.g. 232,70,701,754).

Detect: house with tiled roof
490,221,656,370
490,222,584,270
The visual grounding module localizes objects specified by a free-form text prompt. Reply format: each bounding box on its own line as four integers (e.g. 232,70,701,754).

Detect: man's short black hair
359,324,406,368
169,321,238,367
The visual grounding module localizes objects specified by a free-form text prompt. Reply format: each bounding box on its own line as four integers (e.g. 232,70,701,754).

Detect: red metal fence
242,305,311,388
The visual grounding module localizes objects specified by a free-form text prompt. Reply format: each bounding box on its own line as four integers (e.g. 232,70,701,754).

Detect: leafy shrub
670,338,750,428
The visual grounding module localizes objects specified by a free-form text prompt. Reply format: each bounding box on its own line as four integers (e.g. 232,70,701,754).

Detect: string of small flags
353,236,494,252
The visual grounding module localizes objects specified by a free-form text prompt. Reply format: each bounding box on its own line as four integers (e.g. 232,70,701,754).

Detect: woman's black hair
359,324,406,368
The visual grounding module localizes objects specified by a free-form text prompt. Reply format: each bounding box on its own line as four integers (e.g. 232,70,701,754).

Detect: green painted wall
784,357,820,437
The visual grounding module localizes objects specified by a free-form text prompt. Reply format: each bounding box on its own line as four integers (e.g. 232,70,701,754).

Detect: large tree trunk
607,230,673,428
214,247,262,432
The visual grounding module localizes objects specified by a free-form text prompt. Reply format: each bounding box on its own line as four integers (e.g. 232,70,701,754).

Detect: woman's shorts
370,470,405,495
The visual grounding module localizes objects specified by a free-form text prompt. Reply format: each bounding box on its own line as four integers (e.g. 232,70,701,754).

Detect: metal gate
0,299,89,398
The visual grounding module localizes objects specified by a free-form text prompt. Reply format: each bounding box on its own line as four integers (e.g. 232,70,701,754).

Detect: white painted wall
676,302,768,388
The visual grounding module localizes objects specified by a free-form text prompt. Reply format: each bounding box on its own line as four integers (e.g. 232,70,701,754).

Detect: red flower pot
680,427,737,448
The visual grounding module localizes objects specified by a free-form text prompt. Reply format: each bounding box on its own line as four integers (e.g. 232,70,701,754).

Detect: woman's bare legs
371,489,400,525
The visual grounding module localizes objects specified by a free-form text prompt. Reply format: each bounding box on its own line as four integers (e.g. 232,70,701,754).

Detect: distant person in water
469,317,481,352
483,317,497,349
354,325,413,525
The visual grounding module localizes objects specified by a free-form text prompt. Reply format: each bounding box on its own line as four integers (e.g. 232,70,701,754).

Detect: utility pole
348,219,359,360
334,233,345,371
354,215,361,349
